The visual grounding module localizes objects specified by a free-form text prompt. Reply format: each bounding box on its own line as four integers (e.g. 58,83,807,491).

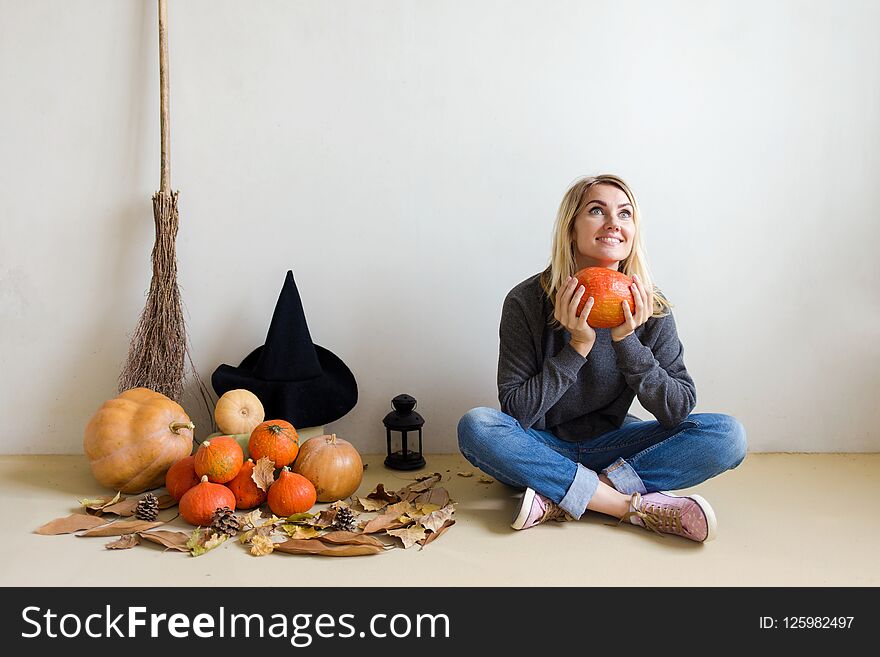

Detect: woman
457,174,747,543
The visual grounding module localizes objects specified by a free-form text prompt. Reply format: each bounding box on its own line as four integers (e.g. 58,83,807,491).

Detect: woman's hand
611,273,654,342
555,276,596,356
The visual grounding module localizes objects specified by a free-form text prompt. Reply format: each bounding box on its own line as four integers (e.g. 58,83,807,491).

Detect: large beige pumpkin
214,389,264,435
83,388,195,493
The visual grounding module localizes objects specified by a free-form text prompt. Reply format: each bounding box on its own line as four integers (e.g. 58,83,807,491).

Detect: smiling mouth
596,237,623,245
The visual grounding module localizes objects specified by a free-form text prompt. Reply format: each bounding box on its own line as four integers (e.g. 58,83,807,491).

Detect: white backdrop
2,0,878,454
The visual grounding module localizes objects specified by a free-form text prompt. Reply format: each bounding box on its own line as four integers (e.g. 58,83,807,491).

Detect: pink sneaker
621,492,717,542
511,487,571,530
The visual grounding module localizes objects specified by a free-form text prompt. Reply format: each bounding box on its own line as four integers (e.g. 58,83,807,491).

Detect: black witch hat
211,271,358,427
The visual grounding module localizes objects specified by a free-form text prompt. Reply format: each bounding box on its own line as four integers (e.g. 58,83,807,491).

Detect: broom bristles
118,191,186,401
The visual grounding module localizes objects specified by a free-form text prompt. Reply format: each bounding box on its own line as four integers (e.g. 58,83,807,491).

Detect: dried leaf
285,512,316,524
252,456,276,492
35,514,108,535
101,498,140,517
138,530,191,552
398,472,442,495
281,525,323,540
80,492,124,515
250,535,275,556
319,531,385,548
274,538,382,557
362,512,412,534
80,491,122,509
156,495,177,509
187,528,228,557
240,510,266,530
420,504,456,533
356,496,392,512
313,507,338,528
357,483,399,512
414,487,450,509
456,471,474,478
78,519,165,537
478,475,495,484
105,534,140,550
418,519,456,549
387,525,427,549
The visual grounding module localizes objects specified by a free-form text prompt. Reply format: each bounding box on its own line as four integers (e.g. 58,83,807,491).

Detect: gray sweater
497,272,696,442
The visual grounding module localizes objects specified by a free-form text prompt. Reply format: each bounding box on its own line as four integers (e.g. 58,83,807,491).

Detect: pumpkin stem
170,421,195,434
330,433,337,443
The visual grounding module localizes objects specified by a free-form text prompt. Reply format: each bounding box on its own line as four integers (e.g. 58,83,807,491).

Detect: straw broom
118,0,190,403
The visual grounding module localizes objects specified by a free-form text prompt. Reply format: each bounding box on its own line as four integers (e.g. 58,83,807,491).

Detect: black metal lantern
382,393,425,470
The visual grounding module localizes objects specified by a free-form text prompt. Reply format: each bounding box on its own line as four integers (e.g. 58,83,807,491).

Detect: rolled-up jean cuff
559,463,599,519
602,457,647,495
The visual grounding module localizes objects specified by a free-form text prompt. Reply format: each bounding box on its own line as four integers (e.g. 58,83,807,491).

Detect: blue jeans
457,407,748,519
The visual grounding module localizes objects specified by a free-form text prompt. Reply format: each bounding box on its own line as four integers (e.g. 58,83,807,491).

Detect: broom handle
158,0,170,194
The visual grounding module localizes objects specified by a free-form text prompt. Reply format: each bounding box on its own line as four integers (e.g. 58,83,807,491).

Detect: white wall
2,0,878,454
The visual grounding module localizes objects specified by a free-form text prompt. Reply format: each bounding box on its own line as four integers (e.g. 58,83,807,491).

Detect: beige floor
1,453,877,587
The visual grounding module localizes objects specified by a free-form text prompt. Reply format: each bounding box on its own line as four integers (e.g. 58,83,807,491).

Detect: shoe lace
618,492,682,537
541,500,570,523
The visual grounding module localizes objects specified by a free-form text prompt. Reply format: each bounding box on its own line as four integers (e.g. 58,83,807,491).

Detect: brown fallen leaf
414,487,450,509
252,456,276,492
138,530,191,552
357,483,399,512
105,534,140,550
418,519,455,549
78,519,165,537
35,513,108,535
387,525,427,549
362,513,412,534
313,507,338,528
420,504,456,533
101,498,141,517
274,538,382,557
319,531,385,548
156,494,177,509
396,472,442,497
80,492,124,515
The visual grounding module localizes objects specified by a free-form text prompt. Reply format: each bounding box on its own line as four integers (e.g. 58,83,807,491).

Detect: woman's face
571,183,635,270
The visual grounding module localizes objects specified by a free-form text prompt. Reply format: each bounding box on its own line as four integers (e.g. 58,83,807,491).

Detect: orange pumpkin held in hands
225,458,268,509
179,475,237,526
249,420,299,468
194,436,244,484
267,468,316,516
574,267,636,328
165,455,200,501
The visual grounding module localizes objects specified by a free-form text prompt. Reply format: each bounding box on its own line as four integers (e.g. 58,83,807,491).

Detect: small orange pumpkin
267,467,316,516
574,267,636,328
179,475,237,526
194,436,243,484
249,420,299,468
225,458,267,509
165,455,200,501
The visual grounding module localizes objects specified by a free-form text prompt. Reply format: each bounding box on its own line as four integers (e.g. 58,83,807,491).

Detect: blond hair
540,174,671,325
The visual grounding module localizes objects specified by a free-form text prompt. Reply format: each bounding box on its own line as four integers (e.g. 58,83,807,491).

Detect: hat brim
212,345,358,427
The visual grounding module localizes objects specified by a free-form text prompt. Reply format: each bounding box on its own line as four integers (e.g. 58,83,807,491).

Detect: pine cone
135,493,159,521
211,506,241,536
332,505,358,532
